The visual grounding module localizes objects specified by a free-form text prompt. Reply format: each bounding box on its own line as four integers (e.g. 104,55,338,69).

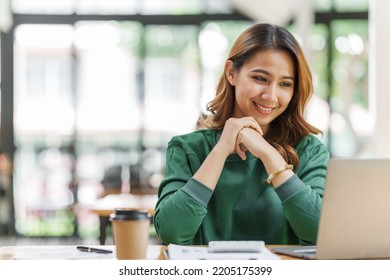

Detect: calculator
208,241,265,253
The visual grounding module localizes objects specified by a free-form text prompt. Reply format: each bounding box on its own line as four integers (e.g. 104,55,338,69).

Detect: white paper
167,244,280,260
0,245,164,260
0,245,116,260
15,246,115,260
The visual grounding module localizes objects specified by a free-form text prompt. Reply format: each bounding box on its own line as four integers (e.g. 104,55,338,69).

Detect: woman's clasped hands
217,116,269,161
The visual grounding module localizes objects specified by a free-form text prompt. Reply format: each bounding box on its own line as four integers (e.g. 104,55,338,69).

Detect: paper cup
109,209,151,260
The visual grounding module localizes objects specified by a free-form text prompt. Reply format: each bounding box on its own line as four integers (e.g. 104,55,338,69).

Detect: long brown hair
202,23,321,167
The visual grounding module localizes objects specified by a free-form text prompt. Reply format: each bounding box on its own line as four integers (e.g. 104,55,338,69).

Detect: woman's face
226,49,295,133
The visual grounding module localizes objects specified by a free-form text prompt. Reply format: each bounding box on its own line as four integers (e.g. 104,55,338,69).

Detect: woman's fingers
220,117,264,159
244,117,263,135
236,126,266,160
235,133,247,160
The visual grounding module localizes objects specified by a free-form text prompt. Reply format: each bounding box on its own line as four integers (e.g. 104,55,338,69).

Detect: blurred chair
91,164,157,245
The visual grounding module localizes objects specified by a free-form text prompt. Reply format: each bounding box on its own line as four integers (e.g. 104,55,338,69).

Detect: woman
154,23,329,246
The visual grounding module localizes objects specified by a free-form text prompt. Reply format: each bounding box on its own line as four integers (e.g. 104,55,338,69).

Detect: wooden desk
0,245,298,260
81,193,158,245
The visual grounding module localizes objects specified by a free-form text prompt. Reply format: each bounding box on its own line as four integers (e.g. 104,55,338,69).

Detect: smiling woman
154,23,330,246
226,49,295,131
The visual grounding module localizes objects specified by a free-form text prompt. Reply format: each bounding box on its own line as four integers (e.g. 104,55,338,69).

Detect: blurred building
0,0,372,240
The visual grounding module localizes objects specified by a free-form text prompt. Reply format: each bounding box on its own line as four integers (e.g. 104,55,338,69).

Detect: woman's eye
280,82,292,87
255,76,267,82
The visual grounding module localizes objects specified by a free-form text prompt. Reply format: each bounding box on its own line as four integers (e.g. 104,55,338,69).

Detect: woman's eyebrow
250,69,295,81
250,69,270,75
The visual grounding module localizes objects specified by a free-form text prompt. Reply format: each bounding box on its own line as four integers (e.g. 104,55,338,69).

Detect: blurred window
5,0,369,238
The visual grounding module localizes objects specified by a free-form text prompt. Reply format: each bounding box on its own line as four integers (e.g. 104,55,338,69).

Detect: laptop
272,158,390,259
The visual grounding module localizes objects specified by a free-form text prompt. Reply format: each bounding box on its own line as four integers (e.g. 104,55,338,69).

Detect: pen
76,246,113,254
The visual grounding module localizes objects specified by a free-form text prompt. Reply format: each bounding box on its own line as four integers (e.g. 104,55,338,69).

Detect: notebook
272,158,390,259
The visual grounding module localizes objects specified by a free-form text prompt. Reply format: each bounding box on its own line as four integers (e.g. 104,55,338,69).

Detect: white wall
370,0,390,157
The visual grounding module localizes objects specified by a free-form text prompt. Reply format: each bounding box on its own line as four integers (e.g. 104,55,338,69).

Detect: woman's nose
260,84,277,101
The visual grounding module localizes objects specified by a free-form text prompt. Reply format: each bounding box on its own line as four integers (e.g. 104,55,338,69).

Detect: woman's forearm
192,145,229,191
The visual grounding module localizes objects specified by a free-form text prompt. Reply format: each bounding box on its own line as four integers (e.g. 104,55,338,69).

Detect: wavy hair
201,23,321,167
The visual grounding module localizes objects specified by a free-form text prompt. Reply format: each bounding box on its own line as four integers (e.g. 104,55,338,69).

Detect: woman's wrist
266,164,293,184
269,169,294,188
213,142,233,159
254,140,277,161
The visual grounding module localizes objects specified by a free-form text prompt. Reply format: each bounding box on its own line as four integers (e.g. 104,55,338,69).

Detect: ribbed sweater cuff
275,174,305,201
181,178,213,208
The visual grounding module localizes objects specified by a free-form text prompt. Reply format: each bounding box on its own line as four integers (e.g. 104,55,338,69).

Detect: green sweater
154,129,329,245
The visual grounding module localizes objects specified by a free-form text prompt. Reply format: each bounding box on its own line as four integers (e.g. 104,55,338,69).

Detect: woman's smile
253,101,275,115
